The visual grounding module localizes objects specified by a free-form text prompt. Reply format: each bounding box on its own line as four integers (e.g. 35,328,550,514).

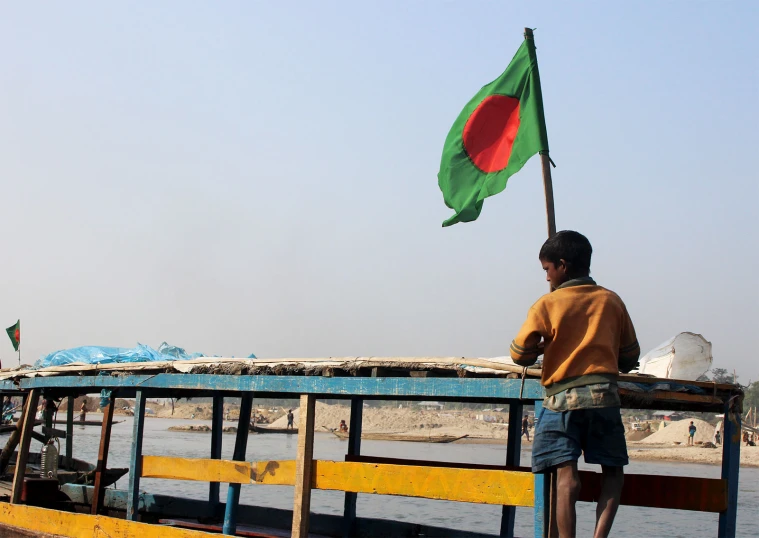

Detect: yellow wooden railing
140,455,537,507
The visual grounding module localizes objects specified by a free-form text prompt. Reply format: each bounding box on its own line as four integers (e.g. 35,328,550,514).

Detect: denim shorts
531,405,628,473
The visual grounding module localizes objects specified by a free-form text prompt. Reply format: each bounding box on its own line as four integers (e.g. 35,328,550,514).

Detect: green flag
438,36,549,226
5,320,19,351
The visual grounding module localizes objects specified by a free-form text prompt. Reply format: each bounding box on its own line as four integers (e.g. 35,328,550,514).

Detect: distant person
79,399,88,423
521,414,530,442
714,430,721,445
743,431,750,446
286,409,294,430
510,231,640,538
688,421,697,445
339,420,348,433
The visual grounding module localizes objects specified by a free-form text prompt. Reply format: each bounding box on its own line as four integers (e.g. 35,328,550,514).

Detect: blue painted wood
20,374,546,401
500,402,523,537
533,400,547,538
223,393,253,535
343,396,363,538
126,390,146,521
209,395,224,507
718,399,741,537
0,381,16,390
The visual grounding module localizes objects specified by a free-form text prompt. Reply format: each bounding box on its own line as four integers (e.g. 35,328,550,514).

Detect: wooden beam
345,454,727,513
208,395,224,508
292,394,316,538
11,390,40,504
343,396,363,538
0,502,213,537
142,455,253,484
126,390,146,521
222,393,253,535
20,374,546,401
140,455,535,506
580,472,727,513
42,426,66,439
91,391,115,515
65,395,74,470
43,396,54,442
532,400,548,538
313,460,534,506
718,398,741,535
500,402,523,538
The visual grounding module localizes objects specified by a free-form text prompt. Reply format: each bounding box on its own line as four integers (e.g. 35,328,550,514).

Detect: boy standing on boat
510,231,640,538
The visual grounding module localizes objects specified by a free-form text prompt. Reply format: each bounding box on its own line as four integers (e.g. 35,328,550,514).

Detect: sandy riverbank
627,443,759,467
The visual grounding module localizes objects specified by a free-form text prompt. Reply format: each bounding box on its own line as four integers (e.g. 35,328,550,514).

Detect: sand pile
268,402,508,438
641,418,714,445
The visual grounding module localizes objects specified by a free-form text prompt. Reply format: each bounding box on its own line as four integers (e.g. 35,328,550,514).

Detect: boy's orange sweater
510,279,639,397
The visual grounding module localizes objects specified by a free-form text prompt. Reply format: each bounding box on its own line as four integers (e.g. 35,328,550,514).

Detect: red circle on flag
463,95,521,173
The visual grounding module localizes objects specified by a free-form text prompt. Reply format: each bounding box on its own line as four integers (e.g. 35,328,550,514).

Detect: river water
40,415,757,537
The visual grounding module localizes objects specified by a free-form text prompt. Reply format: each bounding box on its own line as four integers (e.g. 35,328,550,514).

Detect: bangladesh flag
438,35,549,226
6,320,19,352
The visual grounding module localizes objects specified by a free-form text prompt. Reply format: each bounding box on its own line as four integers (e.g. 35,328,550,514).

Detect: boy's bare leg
594,465,624,538
555,462,581,537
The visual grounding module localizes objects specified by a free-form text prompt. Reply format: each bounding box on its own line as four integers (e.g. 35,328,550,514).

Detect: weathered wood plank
345,454,727,513
223,393,253,535
343,396,363,538
91,391,115,515
11,390,40,504
65,395,74,470
208,394,224,507
292,394,316,538
501,402,523,538
314,461,534,506
142,455,253,484
581,472,727,513
0,502,214,537
126,390,146,521
141,455,534,506
718,398,741,535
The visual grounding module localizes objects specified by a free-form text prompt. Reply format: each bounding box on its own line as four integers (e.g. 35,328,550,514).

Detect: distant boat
53,419,124,427
332,431,467,443
250,425,297,434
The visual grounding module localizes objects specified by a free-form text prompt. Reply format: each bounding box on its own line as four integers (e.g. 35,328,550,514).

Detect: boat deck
0,357,744,538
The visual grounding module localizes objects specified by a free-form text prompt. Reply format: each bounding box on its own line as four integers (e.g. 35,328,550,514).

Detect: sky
0,3,757,382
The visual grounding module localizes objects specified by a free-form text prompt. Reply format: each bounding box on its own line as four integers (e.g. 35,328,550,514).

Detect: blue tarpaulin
33,342,244,369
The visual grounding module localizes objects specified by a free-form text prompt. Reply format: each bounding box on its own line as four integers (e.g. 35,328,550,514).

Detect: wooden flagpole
523,28,556,239
524,27,557,538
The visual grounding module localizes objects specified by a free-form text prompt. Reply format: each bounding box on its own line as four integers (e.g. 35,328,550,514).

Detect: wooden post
11,390,40,504
500,401,523,537
91,391,116,515
292,394,316,538
42,396,53,442
209,395,224,510
126,390,147,521
222,393,253,535
718,397,741,536
65,395,74,470
532,400,549,538
342,396,363,537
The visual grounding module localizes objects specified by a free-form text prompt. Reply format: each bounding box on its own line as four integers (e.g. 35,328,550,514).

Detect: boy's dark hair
538,230,592,276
